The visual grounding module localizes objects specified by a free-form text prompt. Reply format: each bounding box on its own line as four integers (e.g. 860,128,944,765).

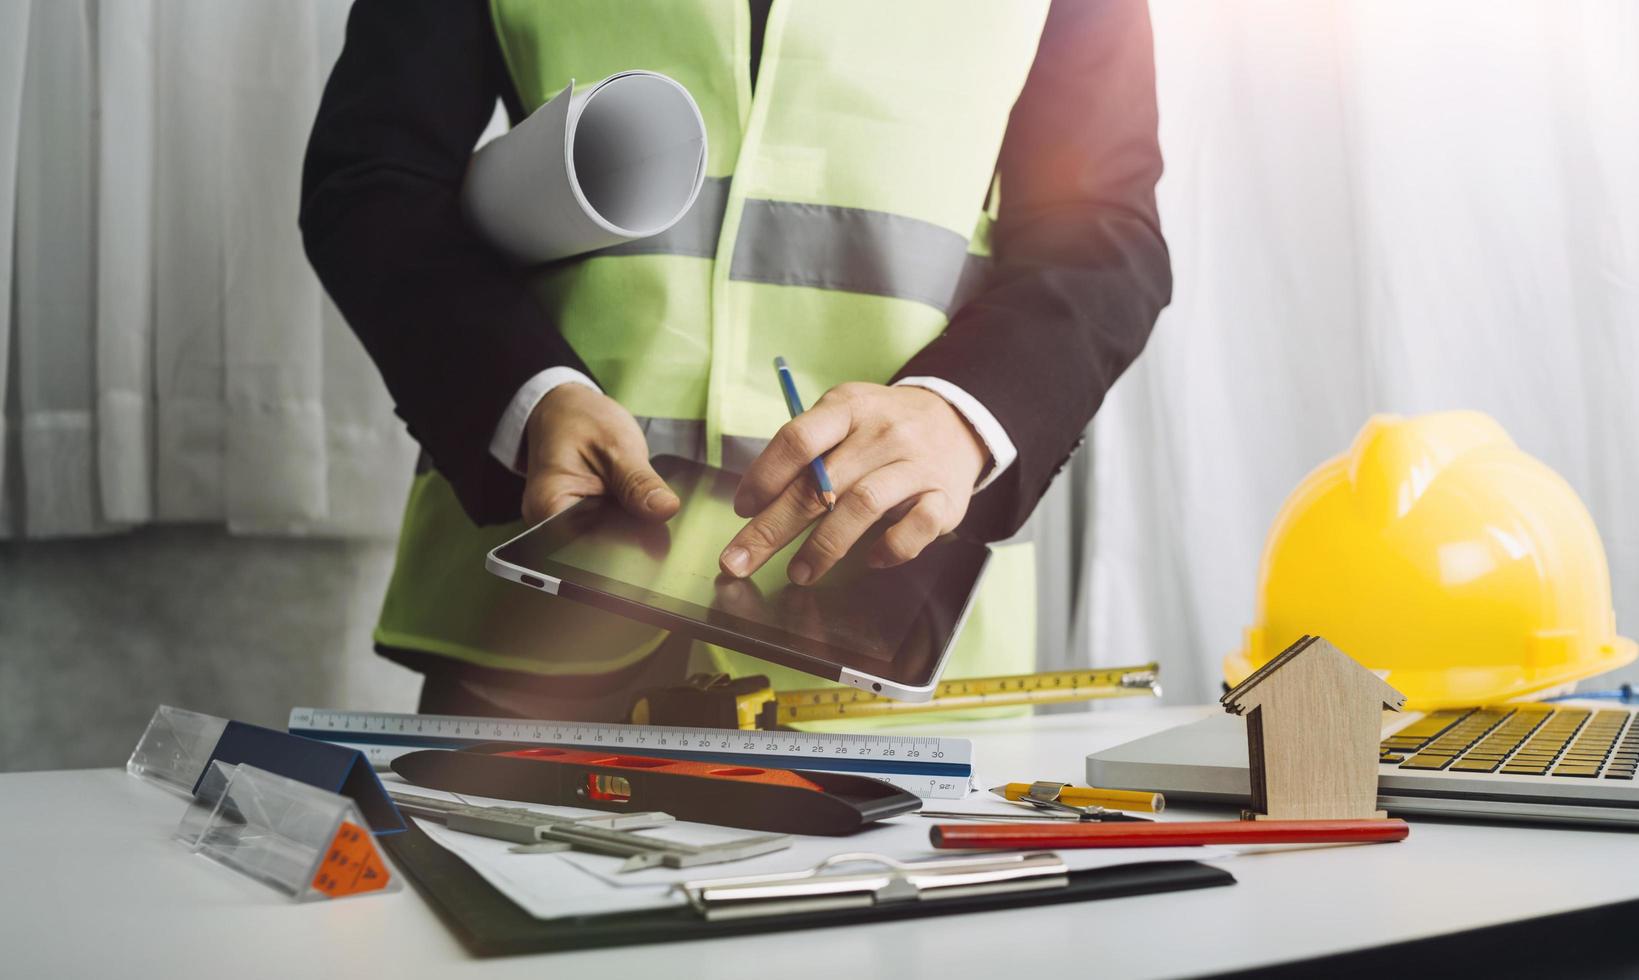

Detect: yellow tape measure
766,663,1161,727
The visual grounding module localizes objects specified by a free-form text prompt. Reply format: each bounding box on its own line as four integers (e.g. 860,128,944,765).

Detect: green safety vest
375,0,1051,710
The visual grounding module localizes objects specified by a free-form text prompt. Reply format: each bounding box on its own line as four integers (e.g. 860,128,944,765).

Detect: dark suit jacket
299,0,1171,542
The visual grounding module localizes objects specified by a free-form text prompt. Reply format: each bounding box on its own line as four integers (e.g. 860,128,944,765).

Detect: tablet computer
485,455,990,700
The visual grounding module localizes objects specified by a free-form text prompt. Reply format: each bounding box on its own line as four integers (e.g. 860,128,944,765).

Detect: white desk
5,707,1638,978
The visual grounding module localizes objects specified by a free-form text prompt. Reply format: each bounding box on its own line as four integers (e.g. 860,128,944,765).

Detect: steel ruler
288,707,974,800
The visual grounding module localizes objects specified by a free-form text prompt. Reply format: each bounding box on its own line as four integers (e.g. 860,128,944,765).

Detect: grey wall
0,528,420,771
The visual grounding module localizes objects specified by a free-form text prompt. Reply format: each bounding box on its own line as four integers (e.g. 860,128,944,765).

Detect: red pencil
930,818,1409,850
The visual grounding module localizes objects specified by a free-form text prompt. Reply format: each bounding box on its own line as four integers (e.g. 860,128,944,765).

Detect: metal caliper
389,790,793,872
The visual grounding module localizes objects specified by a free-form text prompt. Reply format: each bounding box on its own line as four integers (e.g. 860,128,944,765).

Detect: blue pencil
772,356,837,511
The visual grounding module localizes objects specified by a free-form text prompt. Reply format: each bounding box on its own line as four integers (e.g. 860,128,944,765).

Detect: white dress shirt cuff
893,377,1018,492
489,367,602,475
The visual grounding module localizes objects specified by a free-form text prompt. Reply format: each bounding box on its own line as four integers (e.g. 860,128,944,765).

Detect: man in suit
300,0,1170,717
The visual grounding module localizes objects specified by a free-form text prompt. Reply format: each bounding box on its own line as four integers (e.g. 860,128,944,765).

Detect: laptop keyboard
1379,705,1639,779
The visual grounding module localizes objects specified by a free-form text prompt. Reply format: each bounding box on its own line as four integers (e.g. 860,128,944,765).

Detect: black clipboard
383,821,1236,957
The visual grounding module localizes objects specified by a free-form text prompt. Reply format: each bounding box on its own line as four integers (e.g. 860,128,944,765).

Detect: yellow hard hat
1226,411,1635,710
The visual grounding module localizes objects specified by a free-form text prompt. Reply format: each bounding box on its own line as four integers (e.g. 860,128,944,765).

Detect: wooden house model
1221,635,1407,820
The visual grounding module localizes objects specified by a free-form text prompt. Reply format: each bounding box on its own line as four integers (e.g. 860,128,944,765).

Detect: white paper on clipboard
399,782,1229,921
461,71,708,263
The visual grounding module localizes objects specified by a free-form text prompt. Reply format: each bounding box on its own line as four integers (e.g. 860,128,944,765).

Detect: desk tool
205,720,405,833
289,707,973,799
383,817,1235,957
773,356,836,510
920,805,1148,825
176,761,399,901
677,851,1068,920
991,780,1164,814
930,818,1410,850
392,743,920,836
128,705,405,834
388,791,791,871
920,809,1148,824
923,780,1154,823
630,663,1161,729
128,704,230,797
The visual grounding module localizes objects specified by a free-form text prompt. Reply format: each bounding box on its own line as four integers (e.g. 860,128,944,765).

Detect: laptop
1087,703,1639,827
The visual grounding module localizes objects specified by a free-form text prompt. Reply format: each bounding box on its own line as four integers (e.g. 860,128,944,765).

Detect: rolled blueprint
461,71,707,263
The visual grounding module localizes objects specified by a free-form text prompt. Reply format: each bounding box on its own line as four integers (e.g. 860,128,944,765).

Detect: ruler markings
289,708,972,800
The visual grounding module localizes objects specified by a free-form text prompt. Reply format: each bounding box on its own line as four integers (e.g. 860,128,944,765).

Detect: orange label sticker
310,821,391,898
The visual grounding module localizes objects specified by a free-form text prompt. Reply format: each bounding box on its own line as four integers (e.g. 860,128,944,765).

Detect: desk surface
5,706,1639,978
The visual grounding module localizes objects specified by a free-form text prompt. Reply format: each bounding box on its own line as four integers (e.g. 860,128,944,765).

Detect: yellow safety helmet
1226,411,1635,710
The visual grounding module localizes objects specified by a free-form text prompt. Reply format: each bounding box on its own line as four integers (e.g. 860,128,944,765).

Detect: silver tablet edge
483,522,992,705
838,543,992,703
485,525,562,595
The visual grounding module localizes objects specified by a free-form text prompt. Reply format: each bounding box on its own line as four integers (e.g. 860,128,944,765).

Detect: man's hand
719,383,988,585
520,384,680,525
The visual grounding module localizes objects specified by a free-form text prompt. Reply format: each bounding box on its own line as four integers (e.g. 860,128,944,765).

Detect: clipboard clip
675,851,1068,920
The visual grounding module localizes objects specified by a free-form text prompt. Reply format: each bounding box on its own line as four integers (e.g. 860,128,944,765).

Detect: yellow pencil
990,782,1165,814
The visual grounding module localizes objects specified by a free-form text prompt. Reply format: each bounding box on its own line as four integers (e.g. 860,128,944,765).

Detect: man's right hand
520,384,680,525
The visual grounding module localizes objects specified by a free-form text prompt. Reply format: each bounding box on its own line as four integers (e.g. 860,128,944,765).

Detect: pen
772,356,836,511
929,818,1410,850
991,782,1165,814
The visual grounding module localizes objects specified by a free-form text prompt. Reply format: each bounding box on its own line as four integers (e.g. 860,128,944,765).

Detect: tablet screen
491,455,989,685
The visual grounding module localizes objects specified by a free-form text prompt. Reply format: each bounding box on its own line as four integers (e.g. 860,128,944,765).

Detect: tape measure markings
771,663,1159,725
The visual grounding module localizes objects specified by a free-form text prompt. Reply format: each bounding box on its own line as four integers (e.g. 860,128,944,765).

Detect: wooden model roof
1221,634,1407,714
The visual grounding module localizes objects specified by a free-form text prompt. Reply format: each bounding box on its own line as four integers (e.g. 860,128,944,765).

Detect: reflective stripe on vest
375,0,1049,695
568,178,993,316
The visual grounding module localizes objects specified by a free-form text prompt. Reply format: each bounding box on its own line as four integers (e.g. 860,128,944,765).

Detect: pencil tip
821,491,837,511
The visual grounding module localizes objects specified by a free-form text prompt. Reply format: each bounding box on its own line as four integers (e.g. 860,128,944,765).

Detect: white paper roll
461,71,708,264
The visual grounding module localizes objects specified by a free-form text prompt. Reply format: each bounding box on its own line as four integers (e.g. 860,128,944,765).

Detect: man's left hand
719,383,989,585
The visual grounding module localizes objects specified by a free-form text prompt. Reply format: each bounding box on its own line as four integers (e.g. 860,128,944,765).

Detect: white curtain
2,0,416,539
1083,0,1639,702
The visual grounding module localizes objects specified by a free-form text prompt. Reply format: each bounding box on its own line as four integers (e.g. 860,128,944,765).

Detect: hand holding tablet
487,456,990,699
